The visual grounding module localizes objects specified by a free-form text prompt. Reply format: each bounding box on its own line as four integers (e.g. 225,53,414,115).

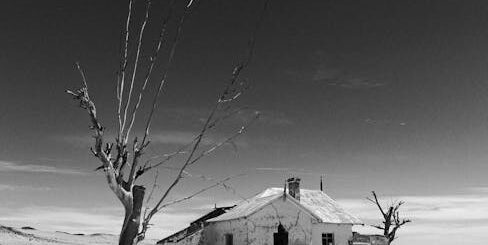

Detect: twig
188,113,259,167
135,107,252,179
118,0,134,142
141,5,191,147
157,174,245,210
367,191,386,218
139,0,270,226
75,62,88,89
143,169,160,220
124,0,177,146
66,68,132,209
368,191,411,243
122,0,152,144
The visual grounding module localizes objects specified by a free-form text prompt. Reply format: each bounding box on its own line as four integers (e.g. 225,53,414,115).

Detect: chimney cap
287,177,301,182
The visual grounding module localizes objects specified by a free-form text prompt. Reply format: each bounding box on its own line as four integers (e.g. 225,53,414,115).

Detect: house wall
246,197,314,245
161,229,204,245
203,218,248,245
200,197,355,245
311,222,354,245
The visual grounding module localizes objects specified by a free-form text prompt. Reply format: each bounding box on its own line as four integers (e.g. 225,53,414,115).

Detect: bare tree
367,191,411,245
66,0,269,244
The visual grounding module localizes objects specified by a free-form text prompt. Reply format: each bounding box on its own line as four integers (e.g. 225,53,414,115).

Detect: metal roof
207,188,362,224
157,206,235,244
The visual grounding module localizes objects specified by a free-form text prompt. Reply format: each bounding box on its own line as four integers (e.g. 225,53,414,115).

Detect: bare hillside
0,225,157,245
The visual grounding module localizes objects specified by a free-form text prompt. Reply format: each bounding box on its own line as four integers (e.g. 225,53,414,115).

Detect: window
225,233,233,245
322,233,334,245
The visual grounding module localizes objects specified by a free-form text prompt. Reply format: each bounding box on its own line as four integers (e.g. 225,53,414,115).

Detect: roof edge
207,194,284,223
207,193,321,223
207,188,364,224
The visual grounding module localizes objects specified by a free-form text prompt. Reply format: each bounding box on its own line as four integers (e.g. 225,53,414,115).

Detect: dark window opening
274,224,288,245
322,233,334,245
225,233,233,245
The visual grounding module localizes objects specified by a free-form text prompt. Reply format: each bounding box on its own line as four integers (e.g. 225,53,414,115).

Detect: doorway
273,223,288,245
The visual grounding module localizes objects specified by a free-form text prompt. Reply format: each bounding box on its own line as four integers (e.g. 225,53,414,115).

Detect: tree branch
368,191,411,243
134,107,253,180
188,114,259,168
160,174,244,210
142,168,160,222
124,0,177,146
141,5,191,147
367,191,387,218
67,0,271,243
67,64,132,209
135,1,270,229
371,225,385,230
138,174,244,241
122,0,151,144
126,138,142,189
118,0,134,143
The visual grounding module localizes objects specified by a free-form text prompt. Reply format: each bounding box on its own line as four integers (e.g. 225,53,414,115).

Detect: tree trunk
119,185,146,245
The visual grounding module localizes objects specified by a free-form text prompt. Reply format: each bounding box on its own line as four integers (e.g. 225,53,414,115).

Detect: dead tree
66,0,269,244
367,191,411,245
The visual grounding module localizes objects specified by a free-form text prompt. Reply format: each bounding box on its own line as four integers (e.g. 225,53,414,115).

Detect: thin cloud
338,189,488,245
253,167,358,180
339,193,488,222
0,184,52,192
364,118,407,127
55,132,198,147
0,161,86,175
255,167,325,176
2,191,487,244
325,77,386,89
467,186,488,193
213,109,293,126
149,130,249,149
150,131,213,145
52,135,96,147
160,107,211,125
256,111,294,126
312,64,387,89
57,130,245,147
55,107,283,149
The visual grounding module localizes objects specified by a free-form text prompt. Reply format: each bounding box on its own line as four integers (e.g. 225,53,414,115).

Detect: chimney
287,177,301,201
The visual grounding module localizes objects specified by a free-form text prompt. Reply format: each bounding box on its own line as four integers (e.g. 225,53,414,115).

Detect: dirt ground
0,225,158,245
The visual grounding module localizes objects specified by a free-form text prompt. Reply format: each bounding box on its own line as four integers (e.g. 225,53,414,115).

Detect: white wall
311,223,354,245
247,197,314,245
205,197,316,245
203,198,354,245
203,218,248,245
170,229,204,245
158,228,205,245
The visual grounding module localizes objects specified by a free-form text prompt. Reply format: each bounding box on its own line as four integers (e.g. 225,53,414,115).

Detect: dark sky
1,0,488,243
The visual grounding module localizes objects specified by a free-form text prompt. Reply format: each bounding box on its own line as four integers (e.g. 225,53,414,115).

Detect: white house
158,177,365,245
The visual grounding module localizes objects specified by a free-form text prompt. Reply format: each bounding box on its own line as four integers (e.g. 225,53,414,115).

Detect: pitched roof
207,188,362,224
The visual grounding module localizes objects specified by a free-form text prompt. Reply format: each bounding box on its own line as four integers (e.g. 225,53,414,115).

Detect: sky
1,0,488,244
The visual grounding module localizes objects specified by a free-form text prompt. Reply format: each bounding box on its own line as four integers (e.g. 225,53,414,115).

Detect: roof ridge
208,187,362,224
